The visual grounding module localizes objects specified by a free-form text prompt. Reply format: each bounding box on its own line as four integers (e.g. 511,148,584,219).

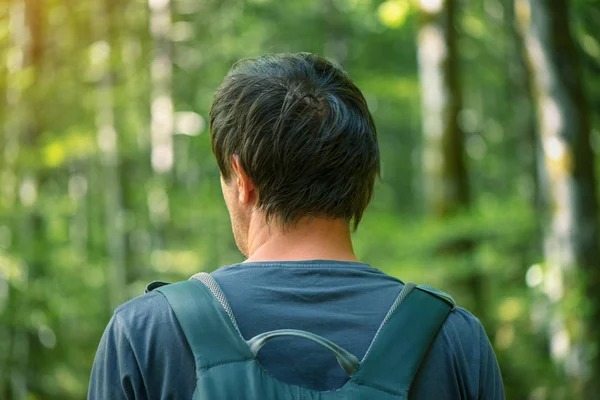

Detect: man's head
210,53,380,256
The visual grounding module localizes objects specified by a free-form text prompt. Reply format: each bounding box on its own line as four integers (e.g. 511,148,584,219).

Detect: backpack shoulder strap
353,283,454,396
152,275,254,371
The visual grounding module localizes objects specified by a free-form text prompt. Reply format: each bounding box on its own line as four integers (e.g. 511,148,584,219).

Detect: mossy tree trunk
417,0,469,218
416,0,486,319
516,0,600,396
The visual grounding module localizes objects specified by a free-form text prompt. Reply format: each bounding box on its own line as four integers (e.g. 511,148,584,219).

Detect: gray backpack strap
353,284,454,396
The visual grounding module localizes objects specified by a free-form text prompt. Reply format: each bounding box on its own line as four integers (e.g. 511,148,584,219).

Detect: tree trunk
94,0,127,310
4,0,45,398
417,0,469,217
416,0,488,325
516,0,600,396
0,2,23,393
506,0,541,211
149,0,174,175
148,0,173,252
119,2,151,283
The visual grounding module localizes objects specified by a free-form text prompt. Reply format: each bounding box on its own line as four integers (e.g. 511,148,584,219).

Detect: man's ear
231,155,256,204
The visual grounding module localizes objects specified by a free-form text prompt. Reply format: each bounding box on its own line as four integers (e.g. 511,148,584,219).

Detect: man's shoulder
437,305,489,357
109,286,194,365
441,305,486,339
434,304,494,375
112,289,175,335
90,286,197,400
411,303,500,398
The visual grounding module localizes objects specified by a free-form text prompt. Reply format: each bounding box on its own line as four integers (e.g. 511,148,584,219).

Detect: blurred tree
516,0,600,396
415,0,488,321
16,0,44,397
416,0,469,217
2,0,48,397
93,0,127,311
505,0,540,210
148,0,174,258
149,0,174,175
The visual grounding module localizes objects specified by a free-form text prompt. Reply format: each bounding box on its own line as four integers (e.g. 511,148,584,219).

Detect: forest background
2,0,600,398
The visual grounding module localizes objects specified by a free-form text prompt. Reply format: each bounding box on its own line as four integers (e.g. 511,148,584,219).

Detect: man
89,53,504,399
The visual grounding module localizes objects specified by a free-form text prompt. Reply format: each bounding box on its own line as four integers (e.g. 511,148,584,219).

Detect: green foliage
1,0,599,399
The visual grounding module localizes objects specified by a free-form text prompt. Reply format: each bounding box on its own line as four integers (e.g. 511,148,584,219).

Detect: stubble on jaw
228,193,253,258
221,176,248,257
231,209,249,258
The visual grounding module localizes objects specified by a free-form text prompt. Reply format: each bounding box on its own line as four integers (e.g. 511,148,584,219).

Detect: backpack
147,272,455,399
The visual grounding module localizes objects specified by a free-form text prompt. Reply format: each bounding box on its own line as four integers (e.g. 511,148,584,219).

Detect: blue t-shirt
89,261,504,399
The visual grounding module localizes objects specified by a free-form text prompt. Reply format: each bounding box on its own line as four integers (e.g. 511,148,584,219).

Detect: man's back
89,260,503,399
89,53,504,399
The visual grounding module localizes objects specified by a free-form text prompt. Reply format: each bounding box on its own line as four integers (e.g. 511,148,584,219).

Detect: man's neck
244,217,359,263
